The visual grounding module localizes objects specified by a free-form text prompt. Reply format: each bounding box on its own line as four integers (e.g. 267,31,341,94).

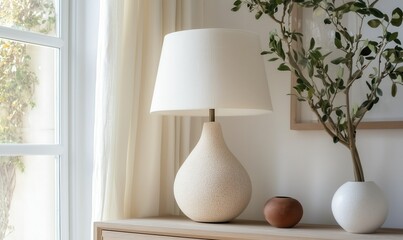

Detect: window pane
0,39,57,144
0,155,59,240
0,0,57,36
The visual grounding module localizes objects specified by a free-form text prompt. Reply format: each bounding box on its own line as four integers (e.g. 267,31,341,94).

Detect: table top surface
95,216,403,240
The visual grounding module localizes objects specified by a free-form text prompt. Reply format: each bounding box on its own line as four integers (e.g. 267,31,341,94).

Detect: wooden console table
94,216,403,240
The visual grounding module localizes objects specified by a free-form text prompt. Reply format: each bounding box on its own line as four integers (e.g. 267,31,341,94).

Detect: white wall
76,0,403,234
203,0,403,228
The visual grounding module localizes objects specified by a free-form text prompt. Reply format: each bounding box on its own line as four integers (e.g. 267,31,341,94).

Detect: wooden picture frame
289,7,403,130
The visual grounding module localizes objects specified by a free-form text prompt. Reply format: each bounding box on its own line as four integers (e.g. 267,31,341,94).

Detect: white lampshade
150,28,272,116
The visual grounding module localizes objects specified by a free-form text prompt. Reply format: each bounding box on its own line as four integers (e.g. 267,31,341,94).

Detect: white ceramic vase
174,122,252,223
331,181,388,233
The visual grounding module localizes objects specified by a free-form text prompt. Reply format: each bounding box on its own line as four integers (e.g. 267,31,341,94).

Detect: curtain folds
92,0,204,221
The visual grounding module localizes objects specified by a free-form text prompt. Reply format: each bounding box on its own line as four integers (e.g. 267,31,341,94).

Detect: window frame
0,0,70,239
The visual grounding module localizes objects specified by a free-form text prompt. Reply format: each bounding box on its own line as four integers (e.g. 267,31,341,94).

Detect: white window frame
68,0,99,239
0,0,70,239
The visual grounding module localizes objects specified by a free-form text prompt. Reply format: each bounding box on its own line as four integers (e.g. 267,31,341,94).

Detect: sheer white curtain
92,0,204,221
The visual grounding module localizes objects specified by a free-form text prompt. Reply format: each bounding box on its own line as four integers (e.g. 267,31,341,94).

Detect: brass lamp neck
209,109,215,122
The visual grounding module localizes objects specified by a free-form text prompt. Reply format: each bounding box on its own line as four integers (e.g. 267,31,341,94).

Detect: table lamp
150,28,272,223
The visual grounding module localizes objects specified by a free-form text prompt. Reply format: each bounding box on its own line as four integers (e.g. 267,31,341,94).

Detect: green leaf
310,49,322,61
353,1,366,9
359,55,364,65
392,83,397,97
268,57,279,62
307,62,314,77
369,8,384,18
368,19,381,28
255,11,263,19
334,32,343,49
335,31,341,41
337,79,345,89
231,5,241,11
368,41,378,53
366,81,372,90
360,46,371,56
277,40,286,60
376,88,383,96
293,86,302,94
341,31,354,43
355,107,366,118
334,2,354,13
278,63,290,71
337,66,345,79
333,136,339,143
309,38,315,50
331,57,345,65
386,62,394,71
391,8,403,27
351,70,362,80
357,8,370,15
387,32,399,42
308,88,314,99
329,85,335,94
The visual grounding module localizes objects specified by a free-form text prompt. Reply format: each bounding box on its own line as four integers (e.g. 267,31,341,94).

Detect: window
0,0,68,240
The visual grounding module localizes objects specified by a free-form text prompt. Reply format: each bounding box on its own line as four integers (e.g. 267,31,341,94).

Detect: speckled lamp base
174,122,252,223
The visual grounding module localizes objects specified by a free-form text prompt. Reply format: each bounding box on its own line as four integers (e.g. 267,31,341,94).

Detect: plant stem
345,90,364,182
350,140,365,182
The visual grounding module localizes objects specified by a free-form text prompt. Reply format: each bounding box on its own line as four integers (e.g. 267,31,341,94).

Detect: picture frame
290,6,403,130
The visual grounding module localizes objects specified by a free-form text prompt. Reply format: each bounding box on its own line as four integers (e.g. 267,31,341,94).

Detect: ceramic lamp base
174,122,252,222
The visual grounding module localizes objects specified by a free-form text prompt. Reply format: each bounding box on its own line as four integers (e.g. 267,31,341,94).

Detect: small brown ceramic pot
263,196,303,228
